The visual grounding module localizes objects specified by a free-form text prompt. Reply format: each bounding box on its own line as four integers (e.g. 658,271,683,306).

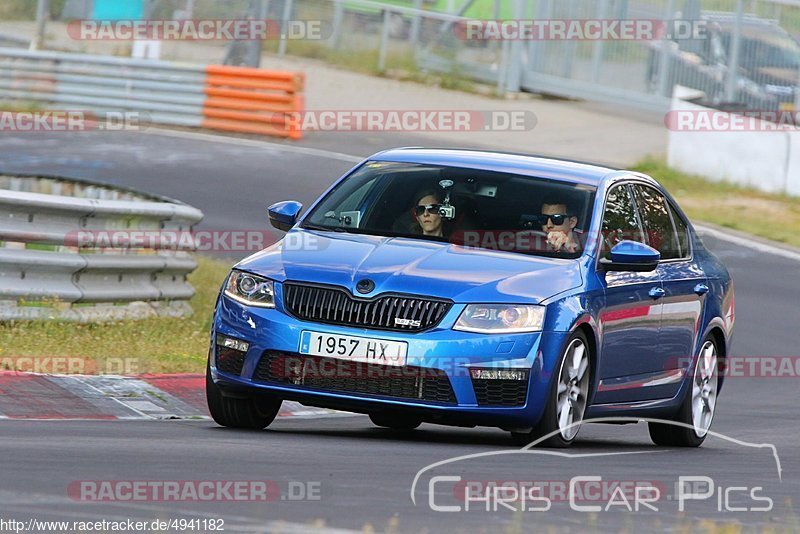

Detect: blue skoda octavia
207,148,734,447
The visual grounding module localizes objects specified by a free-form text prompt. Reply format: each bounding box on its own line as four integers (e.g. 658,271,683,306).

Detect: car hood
235,229,583,303
753,66,798,86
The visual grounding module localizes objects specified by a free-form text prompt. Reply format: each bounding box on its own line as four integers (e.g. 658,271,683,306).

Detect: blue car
207,149,734,447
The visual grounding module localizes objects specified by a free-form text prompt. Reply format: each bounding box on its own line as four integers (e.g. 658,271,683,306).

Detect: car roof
369,148,620,187
703,11,782,29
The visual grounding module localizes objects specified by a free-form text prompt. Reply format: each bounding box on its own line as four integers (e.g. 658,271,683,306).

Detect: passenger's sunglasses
537,213,570,225
414,204,441,216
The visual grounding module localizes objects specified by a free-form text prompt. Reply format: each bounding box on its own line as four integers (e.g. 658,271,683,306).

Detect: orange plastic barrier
201,65,305,140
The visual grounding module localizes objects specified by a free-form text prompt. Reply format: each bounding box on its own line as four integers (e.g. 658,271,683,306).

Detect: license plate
299,331,407,366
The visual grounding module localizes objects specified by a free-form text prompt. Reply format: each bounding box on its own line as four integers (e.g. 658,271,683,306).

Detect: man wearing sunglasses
540,198,581,254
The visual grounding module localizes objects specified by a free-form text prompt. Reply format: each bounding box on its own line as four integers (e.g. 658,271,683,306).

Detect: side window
632,184,680,260
666,201,691,258
601,184,645,260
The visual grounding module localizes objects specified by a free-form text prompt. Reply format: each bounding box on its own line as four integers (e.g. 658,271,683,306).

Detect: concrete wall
667,87,797,196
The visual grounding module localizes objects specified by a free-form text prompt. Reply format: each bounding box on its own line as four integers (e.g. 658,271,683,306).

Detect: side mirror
268,200,303,232
600,240,660,272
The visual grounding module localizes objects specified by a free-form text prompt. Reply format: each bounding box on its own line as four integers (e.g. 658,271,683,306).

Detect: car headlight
453,304,545,334
223,271,275,308
737,77,768,99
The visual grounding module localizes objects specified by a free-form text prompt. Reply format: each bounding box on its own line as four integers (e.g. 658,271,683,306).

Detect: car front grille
282,282,451,332
472,377,529,407
254,351,457,404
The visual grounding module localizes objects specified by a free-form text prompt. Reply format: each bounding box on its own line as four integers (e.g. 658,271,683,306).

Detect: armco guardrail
0,32,29,49
202,64,304,138
0,47,304,139
0,174,204,321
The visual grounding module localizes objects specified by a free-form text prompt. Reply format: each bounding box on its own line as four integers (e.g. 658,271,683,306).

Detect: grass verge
633,158,800,249
0,256,231,375
0,100,44,113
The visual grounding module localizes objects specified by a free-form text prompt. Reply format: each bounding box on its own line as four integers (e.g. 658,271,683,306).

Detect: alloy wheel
556,338,590,441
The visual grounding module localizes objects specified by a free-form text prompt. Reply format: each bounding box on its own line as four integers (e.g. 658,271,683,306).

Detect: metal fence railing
129,0,800,113
10,0,800,117
0,175,204,322
516,0,800,113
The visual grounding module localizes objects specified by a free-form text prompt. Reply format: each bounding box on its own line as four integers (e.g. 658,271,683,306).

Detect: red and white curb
0,372,346,421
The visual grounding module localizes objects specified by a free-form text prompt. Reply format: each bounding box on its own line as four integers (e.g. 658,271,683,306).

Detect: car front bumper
210,294,573,429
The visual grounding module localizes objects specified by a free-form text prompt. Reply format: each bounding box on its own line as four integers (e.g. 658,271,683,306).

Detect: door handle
694,283,709,296
648,287,665,299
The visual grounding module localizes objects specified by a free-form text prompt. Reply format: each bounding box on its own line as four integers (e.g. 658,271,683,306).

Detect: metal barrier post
657,0,676,97
409,0,423,47
504,0,525,92
497,38,509,94
279,0,293,56
724,0,745,103
796,62,800,112
560,0,578,78
31,0,48,51
590,0,609,84
330,0,344,48
378,8,391,72
527,0,553,76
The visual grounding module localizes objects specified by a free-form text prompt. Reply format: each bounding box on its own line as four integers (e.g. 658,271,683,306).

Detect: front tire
206,363,282,430
648,335,719,447
511,331,591,447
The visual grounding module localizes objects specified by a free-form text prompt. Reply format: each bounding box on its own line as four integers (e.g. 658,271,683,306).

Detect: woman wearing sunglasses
411,189,449,238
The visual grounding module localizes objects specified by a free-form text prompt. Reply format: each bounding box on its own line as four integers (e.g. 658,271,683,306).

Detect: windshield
302,161,597,258
720,27,800,69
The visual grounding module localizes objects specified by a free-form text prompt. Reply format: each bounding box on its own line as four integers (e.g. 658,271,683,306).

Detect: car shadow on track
205,420,663,450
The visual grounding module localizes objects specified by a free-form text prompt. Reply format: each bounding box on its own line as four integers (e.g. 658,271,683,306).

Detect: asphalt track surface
0,129,797,532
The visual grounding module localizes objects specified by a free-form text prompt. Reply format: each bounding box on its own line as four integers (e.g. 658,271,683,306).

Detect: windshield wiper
301,223,347,232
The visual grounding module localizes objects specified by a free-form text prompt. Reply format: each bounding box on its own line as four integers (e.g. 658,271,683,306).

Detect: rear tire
369,412,422,430
511,331,591,447
648,335,719,447
206,362,282,430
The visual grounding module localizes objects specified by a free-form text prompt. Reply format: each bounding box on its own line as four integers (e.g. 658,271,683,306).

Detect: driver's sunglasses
414,204,441,216
539,213,570,225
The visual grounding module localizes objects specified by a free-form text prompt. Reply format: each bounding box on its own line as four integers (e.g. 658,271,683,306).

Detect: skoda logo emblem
356,279,375,294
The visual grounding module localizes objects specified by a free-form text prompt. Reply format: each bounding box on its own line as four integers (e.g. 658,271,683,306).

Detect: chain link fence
516,0,800,112
9,0,800,113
